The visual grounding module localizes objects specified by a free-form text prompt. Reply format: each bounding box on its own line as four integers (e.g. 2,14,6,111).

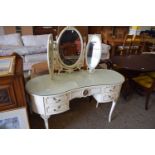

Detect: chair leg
120,50,123,55
145,92,151,110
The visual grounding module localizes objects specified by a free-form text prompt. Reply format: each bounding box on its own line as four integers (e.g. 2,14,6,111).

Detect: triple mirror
47,26,102,77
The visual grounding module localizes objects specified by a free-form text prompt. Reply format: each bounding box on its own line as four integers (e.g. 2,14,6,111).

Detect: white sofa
0,33,48,71
0,33,111,72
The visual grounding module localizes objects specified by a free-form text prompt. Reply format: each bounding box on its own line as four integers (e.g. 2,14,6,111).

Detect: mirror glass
58,29,82,66
86,35,102,72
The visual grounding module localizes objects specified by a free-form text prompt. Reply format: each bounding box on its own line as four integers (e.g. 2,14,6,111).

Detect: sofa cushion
24,53,47,63
0,33,23,46
0,47,28,56
22,34,49,47
0,46,47,57
25,46,47,55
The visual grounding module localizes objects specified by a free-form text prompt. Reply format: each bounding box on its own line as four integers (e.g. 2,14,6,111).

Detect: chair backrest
142,35,155,52
118,34,133,55
130,35,142,54
132,35,141,46
123,34,133,47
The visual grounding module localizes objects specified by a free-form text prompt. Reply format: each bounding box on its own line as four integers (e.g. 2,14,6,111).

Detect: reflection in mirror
86,35,102,72
58,30,82,66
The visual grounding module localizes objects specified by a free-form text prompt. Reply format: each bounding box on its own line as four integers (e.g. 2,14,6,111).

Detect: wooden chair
31,61,49,78
132,74,155,110
147,38,155,52
117,34,133,55
130,35,141,54
147,71,155,86
147,72,155,79
141,34,155,52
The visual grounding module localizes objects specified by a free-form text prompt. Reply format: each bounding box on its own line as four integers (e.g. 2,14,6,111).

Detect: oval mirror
57,27,83,67
86,35,102,72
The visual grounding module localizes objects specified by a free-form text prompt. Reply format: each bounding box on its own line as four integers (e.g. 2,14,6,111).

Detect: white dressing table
26,69,124,129
26,27,125,128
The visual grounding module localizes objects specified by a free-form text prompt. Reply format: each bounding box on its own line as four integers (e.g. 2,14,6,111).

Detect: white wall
0,26,4,35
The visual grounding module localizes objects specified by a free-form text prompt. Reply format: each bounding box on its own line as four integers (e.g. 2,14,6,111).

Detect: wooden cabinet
3,26,33,35
0,79,17,111
88,26,129,44
0,53,27,112
33,26,88,40
33,26,58,40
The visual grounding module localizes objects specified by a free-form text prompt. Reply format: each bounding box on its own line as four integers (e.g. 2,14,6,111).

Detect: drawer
71,90,83,98
44,94,68,106
93,92,120,103
101,85,121,93
46,104,69,115
102,93,117,101
71,87,101,99
71,88,91,98
90,87,101,95
71,89,88,98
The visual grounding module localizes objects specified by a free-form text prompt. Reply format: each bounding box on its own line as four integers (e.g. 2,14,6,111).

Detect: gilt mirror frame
55,26,85,73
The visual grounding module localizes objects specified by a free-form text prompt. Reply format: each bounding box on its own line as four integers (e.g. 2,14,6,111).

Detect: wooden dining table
111,54,155,73
109,54,155,99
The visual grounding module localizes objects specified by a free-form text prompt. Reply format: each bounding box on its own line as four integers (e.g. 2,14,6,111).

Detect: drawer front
93,92,120,103
93,85,122,103
90,87,101,95
46,104,69,115
101,85,121,93
102,85,121,101
71,89,83,99
71,88,90,98
44,94,68,106
71,87,101,99
43,94,70,115
102,92,119,102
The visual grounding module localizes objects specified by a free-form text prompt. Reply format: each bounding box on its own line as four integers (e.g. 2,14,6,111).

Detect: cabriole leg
96,102,99,108
41,115,50,129
108,100,116,122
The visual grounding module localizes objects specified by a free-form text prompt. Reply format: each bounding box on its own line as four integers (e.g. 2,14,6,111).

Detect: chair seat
132,75,154,88
147,72,155,78
130,45,139,49
118,46,130,50
149,45,155,49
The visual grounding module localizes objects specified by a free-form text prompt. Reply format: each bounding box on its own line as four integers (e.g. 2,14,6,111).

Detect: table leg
96,102,99,108
111,45,116,57
41,115,50,129
108,100,116,122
